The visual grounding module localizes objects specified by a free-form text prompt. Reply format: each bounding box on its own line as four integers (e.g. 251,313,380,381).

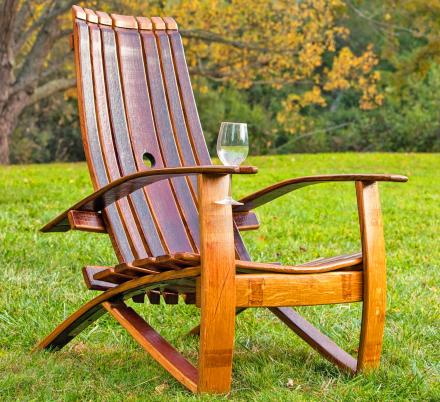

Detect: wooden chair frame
35,6,408,394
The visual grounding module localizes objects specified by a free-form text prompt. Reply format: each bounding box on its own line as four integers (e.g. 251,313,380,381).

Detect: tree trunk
0,91,29,164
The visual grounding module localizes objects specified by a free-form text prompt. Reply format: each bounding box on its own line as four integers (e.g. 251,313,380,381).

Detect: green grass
0,153,439,401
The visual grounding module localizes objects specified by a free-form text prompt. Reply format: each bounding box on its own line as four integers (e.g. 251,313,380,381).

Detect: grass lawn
0,153,439,401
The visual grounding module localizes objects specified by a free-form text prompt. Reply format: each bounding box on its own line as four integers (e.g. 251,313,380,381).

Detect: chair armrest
41,165,257,232
233,173,408,212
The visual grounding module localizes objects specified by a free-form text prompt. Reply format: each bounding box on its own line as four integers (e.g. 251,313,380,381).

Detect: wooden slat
141,28,201,251
151,16,166,30
233,212,259,231
356,181,386,371
163,17,178,30
72,5,86,20
103,301,198,392
270,307,357,373
147,290,161,304
67,210,106,233
231,271,363,307
47,209,259,233
197,174,236,393
167,30,210,165
100,23,167,256
96,11,112,26
41,166,256,232
130,251,362,274
82,266,117,291
156,29,198,194
234,174,408,213
114,26,194,255
136,16,152,30
84,8,98,23
36,266,200,350
111,13,138,29
88,21,147,258
74,19,133,262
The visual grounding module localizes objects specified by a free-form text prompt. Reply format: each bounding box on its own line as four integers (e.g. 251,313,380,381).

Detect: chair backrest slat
72,7,251,262
75,19,134,261
100,23,167,256
140,28,200,250
115,25,196,253
89,22,147,259
168,31,211,165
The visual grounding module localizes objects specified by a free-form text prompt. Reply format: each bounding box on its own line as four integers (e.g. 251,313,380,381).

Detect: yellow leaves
118,0,383,133
302,86,327,107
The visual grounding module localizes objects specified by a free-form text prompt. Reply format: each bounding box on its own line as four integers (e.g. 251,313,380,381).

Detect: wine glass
216,122,249,205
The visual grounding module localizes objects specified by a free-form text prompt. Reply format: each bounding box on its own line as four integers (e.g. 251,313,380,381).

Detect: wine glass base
215,198,243,206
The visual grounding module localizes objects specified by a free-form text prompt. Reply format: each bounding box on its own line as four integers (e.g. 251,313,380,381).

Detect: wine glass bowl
216,122,248,205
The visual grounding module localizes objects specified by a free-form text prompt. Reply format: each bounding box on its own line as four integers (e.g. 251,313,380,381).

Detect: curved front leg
356,181,387,371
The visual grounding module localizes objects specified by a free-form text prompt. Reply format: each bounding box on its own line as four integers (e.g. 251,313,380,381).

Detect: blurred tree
0,0,77,164
0,0,382,164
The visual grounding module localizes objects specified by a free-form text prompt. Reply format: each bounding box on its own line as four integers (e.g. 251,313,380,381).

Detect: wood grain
67,210,106,233
197,174,236,393
41,166,256,232
234,174,408,212
100,23,165,256
136,16,152,30
355,181,387,371
74,18,134,261
232,211,259,231
72,5,86,20
88,22,146,258
96,11,112,26
115,26,193,254
82,266,117,291
232,271,363,307
110,14,138,29
141,28,200,251
270,307,357,373
163,17,178,30
35,266,200,350
103,301,198,391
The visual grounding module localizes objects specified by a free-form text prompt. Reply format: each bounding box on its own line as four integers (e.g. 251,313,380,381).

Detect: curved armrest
233,173,407,212
41,165,257,232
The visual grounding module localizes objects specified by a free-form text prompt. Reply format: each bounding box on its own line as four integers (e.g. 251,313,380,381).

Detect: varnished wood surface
41,166,257,232
234,174,408,212
74,18,134,261
82,266,117,291
114,24,193,255
40,7,407,394
232,212,260,231
103,301,198,391
35,266,200,350
270,307,357,373
356,181,387,371
232,271,363,307
67,210,106,233
129,251,362,274
110,13,138,29
197,175,236,393
88,21,147,258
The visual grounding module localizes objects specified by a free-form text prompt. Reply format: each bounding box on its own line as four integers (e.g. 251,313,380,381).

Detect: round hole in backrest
142,152,155,168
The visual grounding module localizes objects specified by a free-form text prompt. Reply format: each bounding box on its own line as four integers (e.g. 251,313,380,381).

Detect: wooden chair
35,5,408,394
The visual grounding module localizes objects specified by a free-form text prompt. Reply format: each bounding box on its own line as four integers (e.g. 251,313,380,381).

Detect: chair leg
356,181,387,371
197,174,236,393
103,301,198,392
270,307,357,373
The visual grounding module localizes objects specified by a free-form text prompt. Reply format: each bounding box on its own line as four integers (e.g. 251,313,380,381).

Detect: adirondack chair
35,5,408,394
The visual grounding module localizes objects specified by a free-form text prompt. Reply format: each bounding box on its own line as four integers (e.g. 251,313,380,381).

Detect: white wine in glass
216,122,249,205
